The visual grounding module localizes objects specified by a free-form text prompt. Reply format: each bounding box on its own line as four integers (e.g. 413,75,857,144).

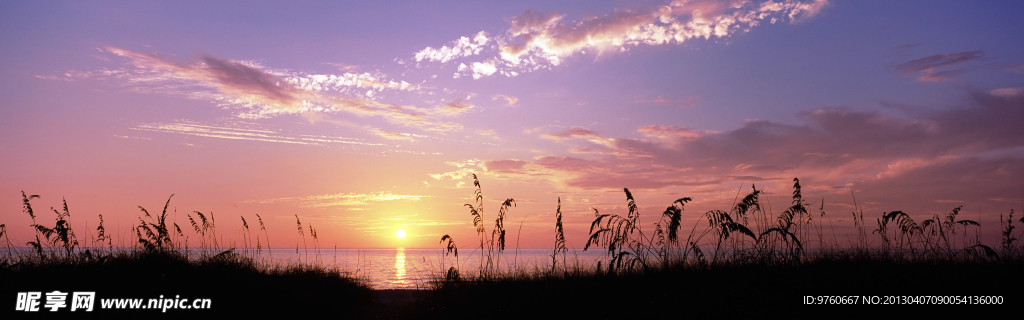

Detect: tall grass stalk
462,174,514,277
296,215,308,263
551,197,567,273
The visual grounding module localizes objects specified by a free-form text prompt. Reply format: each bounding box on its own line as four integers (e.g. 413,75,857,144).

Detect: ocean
262,247,609,289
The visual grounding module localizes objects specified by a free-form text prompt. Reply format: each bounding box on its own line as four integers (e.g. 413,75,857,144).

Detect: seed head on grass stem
296,215,308,263
552,197,567,273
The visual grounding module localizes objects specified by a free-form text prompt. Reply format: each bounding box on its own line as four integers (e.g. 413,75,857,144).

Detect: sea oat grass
2,194,372,318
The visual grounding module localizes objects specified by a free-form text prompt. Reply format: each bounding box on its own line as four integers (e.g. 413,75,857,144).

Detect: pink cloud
477,90,1024,198
637,125,702,143
101,47,467,134
432,99,475,117
916,69,964,82
894,51,984,76
894,51,984,82
482,160,529,173
542,127,604,140
499,0,827,64
422,0,830,78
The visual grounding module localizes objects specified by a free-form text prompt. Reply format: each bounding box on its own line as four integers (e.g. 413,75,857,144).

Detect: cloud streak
100,47,465,135
415,31,490,63
894,51,984,82
250,191,430,208
131,121,386,147
417,0,829,79
450,90,1024,196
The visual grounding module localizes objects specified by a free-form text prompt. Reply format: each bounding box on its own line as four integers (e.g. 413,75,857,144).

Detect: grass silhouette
2,193,372,317
423,175,1021,318
3,176,1023,318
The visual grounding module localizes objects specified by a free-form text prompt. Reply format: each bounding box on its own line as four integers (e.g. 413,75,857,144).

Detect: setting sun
396,229,406,238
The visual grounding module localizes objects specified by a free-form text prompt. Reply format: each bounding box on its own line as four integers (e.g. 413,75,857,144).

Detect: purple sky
2,0,1023,249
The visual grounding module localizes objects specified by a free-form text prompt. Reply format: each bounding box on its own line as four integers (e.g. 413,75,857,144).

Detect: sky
1,0,1023,250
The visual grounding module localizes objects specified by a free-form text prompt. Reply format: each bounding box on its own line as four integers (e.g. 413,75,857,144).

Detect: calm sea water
262,247,609,289
6,247,610,289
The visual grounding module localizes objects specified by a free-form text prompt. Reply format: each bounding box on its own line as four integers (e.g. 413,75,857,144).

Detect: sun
396,229,406,238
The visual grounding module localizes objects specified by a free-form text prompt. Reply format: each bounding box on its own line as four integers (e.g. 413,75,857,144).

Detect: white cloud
131,121,385,146
492,94,519,106
80,47,470,135
471,59,498,79
414,31,490,63
416,0,830,79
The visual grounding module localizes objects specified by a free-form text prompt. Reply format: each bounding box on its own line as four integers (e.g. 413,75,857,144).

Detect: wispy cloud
417,0,829,79
492,94,519,106
131,121,386,146
81,47,466,135
104,47,306,111
324,216,463,236
481,159,529,173
432,99,476,117
916,69,964,82
300,113,417,141
284,72,419,95
428,159,481,185
457,89,1024,193
414,31,490,63
542,127,618,148
638,95,699,108
637,125,703,143
894,51,984,81
990,87,1024,97
250,191,429,208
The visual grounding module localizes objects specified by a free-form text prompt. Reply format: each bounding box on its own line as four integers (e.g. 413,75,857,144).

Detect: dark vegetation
420,176,1023,318
3,175,1023,318
1,192,372,318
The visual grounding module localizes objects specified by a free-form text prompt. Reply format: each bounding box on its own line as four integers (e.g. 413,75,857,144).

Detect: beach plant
755,179,805,264
815,197,838,250
921,206,980,257
551,197,567,272
26,195,81,260
585,188,700,272
135,195,175,252
585,180,817,270
0,224,10,260
492,197,515,269
674,186,764,266
187,210,219,253
296,215,308,263
22,191,45,261
877,211,922,258
849,187,869,250
873,206,996,262
464,174,487,270
652,196,691,268
8,179,1024,298
240,215,251,254
1000,209,1020,257
702,210,755,265
95,214,112,249
256,213,271,258
173,220,186,251
462,174,515,276
439,234,459,281
309,223,320,264
585,188,649,273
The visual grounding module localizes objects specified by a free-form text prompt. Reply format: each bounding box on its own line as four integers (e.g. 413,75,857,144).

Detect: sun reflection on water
392,247,407,287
